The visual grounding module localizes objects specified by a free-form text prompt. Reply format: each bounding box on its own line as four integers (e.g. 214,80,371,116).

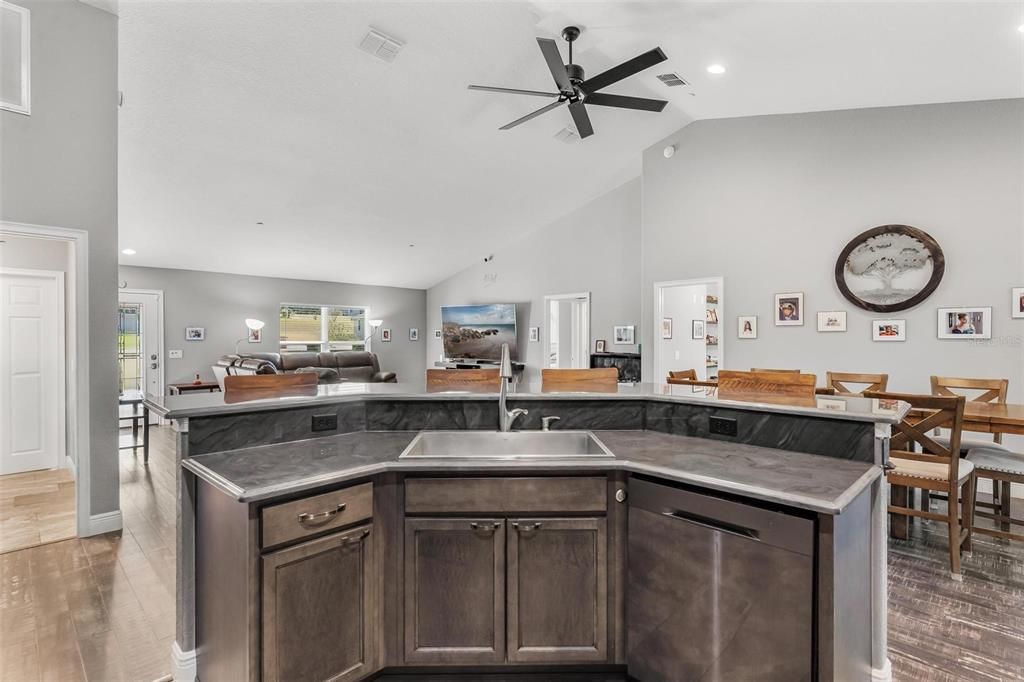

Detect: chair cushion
889,457,974,483
933,435,1009,455
965,447,1024,476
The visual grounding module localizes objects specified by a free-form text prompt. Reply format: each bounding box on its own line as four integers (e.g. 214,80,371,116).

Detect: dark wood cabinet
403,517,506,664
507,517,608,663
262,523,377,682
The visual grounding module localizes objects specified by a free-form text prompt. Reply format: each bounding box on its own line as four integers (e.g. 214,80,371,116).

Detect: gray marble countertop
182,429,881,514
148,380,909,425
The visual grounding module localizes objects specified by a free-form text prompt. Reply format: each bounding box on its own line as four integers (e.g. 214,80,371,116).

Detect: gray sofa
213,351,396,387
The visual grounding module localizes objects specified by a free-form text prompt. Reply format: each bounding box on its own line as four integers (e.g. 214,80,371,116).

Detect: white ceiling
118,1,1024,289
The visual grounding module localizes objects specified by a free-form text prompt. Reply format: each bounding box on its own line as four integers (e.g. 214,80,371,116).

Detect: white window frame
279,303,370,352
0,1,31,115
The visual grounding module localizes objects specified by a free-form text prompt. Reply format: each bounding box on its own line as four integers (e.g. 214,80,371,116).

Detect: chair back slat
426,368,500,391
826,371,888,396
751,367,800,373
864,391,966,481
542,368,619,391
930,375,1008,444
668,369,698,381
719,370,817,401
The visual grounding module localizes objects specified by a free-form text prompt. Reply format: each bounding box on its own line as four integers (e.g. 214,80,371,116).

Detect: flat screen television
441,304,518,362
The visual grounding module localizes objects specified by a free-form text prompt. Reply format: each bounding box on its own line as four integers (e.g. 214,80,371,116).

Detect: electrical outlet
709,415,738,437
168,349,183,359
311,414,338,432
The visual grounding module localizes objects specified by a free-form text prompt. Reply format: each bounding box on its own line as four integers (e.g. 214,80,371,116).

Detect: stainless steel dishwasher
627,477,815,682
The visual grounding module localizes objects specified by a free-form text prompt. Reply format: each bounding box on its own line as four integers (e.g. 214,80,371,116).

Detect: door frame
119,287,165,412
0,221,91,536
0,267,67,471
543,292,591,369
653,277,725,383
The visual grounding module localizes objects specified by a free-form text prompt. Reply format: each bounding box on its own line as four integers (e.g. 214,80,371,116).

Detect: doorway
653,277,724,383
544,292,591,369
118,289,164,421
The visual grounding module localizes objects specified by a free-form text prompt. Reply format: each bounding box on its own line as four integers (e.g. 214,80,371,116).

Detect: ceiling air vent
554,127,578,144
657,73,688,87
358,29,404,63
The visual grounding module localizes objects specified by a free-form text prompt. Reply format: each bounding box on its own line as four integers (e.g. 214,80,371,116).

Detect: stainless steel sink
399,430,615,460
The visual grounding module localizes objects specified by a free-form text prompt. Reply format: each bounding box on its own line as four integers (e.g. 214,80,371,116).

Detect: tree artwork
835,225,945,313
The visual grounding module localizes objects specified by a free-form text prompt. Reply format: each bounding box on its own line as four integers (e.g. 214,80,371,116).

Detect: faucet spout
499,342,512,379
497,343,525,431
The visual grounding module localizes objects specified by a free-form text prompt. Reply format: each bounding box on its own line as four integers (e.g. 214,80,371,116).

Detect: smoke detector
656,73,688,87
358,29,404,63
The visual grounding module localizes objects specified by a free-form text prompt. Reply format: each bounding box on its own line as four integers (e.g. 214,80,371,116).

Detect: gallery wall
426,179,642,383
118,266,427,385
0,0,120,527
641,99,1024,428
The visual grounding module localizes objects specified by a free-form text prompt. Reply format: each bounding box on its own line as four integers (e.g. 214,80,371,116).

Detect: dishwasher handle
661,509,761,542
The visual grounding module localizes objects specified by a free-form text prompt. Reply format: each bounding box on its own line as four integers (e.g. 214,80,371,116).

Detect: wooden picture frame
835,224,945,313
594,339,606,353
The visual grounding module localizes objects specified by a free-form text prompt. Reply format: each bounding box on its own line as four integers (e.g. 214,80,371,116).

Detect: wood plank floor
0,467,76,554
0,425,1021,681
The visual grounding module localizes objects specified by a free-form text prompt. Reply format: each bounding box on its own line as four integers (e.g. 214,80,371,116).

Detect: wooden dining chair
425,368,501,391
222,372,320,403
541,368,619,391
718,370,817,401
966,446,1024,544
751,367,800,373
865,391,974,579
930,376,1009,446
668,369,698,381
825,372,888,396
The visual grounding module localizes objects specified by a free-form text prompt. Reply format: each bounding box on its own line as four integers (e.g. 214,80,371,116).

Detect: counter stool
966,446,1024,543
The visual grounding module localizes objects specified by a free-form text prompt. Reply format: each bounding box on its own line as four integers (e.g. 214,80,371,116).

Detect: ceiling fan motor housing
565,63,585,85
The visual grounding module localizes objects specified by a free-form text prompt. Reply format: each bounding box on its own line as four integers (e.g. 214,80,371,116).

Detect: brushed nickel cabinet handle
297,503,346,525
470,521,501,532
512,522,542,532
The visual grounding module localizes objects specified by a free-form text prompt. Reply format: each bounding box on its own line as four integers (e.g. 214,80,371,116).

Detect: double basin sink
399,430,614,460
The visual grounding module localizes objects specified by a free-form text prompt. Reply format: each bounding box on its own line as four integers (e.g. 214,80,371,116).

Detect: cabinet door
404,518,505,664
507,517,608,663
262,524,377,682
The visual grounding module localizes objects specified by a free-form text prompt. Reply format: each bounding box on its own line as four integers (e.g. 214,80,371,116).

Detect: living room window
279,303,368,352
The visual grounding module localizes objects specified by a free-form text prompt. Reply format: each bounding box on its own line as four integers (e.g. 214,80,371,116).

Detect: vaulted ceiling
118,1,1024,289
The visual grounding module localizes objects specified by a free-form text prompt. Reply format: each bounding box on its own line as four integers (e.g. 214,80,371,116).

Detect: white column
872,423,892,682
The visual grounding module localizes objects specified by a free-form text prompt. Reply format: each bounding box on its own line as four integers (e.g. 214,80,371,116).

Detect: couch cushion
294,367,342,384
321,351,379,371
337,366,375,382
280,352,322,371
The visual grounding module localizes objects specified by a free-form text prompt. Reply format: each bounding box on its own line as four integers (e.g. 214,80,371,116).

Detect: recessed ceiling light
121,248,136,255
706,64,726,75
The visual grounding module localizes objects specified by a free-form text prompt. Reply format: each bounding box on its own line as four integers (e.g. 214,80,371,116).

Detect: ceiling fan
468,26,668,139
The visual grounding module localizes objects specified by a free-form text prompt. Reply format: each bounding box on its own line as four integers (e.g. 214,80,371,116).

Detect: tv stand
434,359,526,373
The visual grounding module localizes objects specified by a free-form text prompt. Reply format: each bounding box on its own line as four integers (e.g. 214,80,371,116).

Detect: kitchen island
147,382,903,682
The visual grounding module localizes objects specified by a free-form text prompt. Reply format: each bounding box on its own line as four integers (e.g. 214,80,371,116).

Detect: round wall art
834,224,945,313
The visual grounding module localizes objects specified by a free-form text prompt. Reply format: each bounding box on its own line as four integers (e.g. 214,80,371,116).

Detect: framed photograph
835,224,944,313
816,311,847,332
775,293,804,326
937,307,991,339
705,308,719,324
706,295,719,305
409,328,419,341
595,339,607,353
529,326,539,342
381,328,391,342
1012,288,1024,319
185,326,205,341
872,319,906,342
737,316,757,339
691,320,704,339
434,329,442,339
613,326,634,345
0,2,31,116
661,318,673,339
247,327,262,343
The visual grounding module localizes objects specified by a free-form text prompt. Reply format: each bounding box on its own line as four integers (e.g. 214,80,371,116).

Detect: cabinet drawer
405,477,606,514
262,482,373,548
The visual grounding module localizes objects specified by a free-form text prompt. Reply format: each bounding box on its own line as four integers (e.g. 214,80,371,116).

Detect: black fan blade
584,92,668,112
499,100,564,130
468,85,560,98
580,47,667,94
537,38,573,94
568,101,594,139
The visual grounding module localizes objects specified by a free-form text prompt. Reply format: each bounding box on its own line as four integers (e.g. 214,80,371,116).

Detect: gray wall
1,1,119,519
642,99,1024,429
426,179,641,383
118,266,427,385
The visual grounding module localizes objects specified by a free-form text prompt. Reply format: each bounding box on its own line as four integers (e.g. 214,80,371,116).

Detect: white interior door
118,290,162,422
0,270,64,475
544,293,591,369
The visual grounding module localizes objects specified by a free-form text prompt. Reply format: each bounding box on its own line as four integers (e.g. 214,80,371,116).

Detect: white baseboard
85,509,122,536
872,658,892,682
171,641,197,682
64,455,77,480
